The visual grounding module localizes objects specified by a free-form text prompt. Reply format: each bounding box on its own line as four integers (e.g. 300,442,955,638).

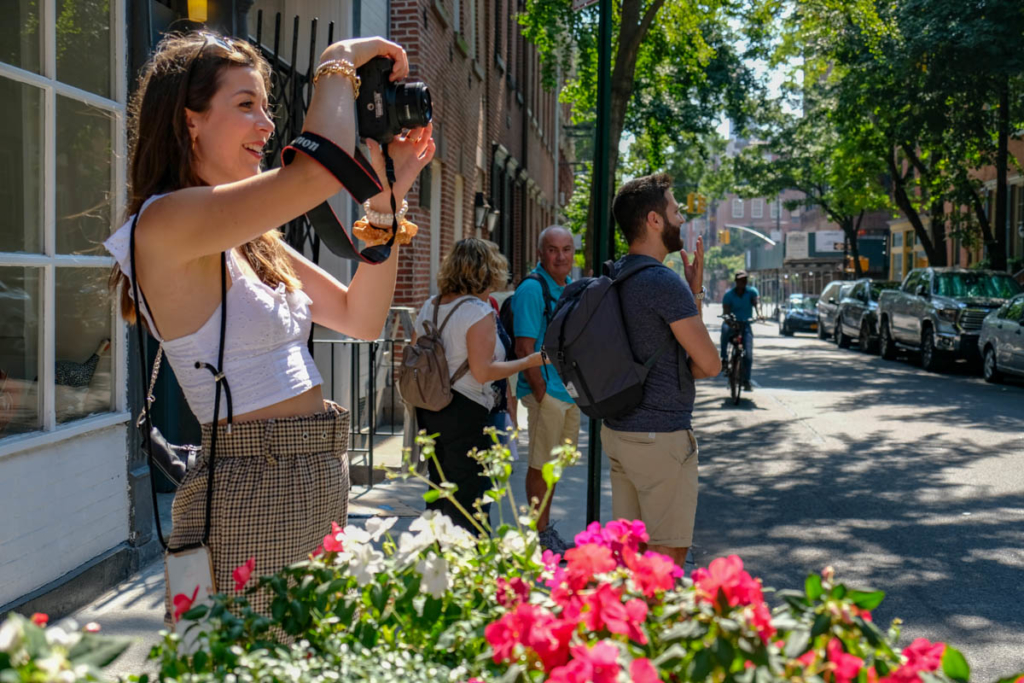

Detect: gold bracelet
313,59,361,97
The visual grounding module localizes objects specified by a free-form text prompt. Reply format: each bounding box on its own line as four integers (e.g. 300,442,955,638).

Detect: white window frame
467,0,477,59
751,198,763,219
770,200,779,220
0,0,128,457
453,0,461,35
731,198,744,218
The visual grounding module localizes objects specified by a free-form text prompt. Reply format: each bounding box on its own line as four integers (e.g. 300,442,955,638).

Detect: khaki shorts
521,393,581,469
601,425,699,548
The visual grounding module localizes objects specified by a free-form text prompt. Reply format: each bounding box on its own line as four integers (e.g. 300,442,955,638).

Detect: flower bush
3,431,1023,682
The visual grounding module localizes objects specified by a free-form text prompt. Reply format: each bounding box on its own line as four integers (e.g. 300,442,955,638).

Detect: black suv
834,279,901,352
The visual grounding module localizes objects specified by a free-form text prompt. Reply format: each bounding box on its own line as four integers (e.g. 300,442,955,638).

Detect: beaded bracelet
313,58,361,96
363,198,409,226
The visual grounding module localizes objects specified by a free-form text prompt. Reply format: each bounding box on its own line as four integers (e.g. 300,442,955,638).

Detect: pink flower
323,521,344,553
484,603,575,671
172,585,200,622
542,549,562,571
565,543,616,590
548,659,593,683
902,638,945,672
496,577,530,608
630,657,660,683
579,584,648,644
624,549,682,597
826,638,864,683
691,555,764,610
30,613,48,627
569,642,620,683
232,557,256,591
747,601,776,643
574,520,650,565
83,622,101,633
797,650,817,668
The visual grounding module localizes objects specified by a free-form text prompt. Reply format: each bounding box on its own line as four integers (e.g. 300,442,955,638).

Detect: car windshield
790,297,817,311
869,282,900,301
934,273,1023,299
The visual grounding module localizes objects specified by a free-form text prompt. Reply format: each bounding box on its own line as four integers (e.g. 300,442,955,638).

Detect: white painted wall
0,425,129,605
360,0,389,38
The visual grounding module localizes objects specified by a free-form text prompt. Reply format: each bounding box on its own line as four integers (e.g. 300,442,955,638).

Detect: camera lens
394,82,432,130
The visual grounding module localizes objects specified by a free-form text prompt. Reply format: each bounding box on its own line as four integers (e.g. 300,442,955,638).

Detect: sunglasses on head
183,32,237,95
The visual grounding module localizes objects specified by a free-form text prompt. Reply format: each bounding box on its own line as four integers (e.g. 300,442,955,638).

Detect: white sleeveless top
104,194,323,424
414,296,505,410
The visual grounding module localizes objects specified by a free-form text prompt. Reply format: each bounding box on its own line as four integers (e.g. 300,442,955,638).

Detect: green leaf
423,489,441,503
784,628,811,658
420,595,443,625
370,584,388,613
271,597,287,621
66,634,133,669
993,674,1024,683
713,638,736,667
830,584,847,600
847,589,885,610
192,649,208,671
653,643,688,669
805,574,824,603
334,598,357,626
941,646,970,682
541,461,562,488
811,612,831,637
690,649,713,680
182,604,209,621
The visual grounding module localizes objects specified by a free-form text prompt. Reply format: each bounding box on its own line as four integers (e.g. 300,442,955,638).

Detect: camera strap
282,132,397,264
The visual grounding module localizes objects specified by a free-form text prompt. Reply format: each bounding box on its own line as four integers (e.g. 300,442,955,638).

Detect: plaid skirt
163,401,350,628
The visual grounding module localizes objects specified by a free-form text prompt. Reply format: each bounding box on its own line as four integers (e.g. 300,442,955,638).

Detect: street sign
786,232,809,261
573,0,599,9
816,230,845,253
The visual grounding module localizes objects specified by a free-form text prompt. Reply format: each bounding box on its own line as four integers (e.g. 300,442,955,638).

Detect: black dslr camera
356,57,432,144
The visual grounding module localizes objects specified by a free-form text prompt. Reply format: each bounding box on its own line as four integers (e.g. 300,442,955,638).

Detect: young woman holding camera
104,30,433,625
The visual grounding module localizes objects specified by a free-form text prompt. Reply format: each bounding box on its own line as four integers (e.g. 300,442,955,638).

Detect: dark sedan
779,295,820,336
835,279,901,352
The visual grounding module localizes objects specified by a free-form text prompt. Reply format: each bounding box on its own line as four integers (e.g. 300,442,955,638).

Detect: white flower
0,617,24,652
57,670,77,683
44,626,73,647
35,654,65,676
341,524,372,545
365,516,397,542
500,529,527,555
395,531,433,567
416,552,449,598
348,542,385,586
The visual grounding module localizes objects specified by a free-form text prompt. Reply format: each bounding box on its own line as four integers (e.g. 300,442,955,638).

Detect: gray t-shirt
604,254,698,433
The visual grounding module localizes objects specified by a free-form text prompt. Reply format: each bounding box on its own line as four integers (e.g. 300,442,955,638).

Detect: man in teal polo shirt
511,225,579,554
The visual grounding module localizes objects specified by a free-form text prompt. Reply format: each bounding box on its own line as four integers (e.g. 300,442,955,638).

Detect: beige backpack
399,296,476,411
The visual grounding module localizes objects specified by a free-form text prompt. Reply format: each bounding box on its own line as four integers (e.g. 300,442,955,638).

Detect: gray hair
537,224,573,252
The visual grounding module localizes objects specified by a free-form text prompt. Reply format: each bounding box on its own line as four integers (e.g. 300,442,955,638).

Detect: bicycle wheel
730,346,742,404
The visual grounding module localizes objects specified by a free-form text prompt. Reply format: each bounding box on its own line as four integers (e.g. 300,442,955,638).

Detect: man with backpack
601,173,721,568
509,225,579,554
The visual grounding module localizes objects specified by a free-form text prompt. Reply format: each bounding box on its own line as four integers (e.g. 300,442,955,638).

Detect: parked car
979,293,1024,383
876,267,1024,372
816,281,854,341
779,294,820,336
834,279,901,352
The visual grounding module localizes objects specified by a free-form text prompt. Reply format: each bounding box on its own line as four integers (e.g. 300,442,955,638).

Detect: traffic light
696,194,707,213
686,192,696,213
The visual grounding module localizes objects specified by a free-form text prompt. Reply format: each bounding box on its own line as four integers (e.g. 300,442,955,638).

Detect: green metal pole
587,0,613,524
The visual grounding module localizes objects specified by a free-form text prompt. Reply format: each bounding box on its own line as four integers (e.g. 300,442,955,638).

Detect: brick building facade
388,0,573,315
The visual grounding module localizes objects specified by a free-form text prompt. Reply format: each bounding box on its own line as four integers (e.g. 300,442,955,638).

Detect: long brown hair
111,31,299,327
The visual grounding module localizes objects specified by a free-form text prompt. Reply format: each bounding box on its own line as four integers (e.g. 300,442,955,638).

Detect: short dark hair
612,173,673,245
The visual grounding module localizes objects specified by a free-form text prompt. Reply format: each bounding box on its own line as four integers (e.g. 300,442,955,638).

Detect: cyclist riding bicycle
721,271,761,391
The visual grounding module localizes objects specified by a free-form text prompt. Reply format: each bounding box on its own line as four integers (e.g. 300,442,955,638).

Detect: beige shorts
521,393,581,469
601,425,699,548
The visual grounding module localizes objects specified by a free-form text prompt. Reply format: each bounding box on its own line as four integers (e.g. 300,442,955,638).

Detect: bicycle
720,313,751,405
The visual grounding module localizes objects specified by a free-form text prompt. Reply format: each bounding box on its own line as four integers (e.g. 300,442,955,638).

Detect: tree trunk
993,74,1010,271
928,198,948,267
850,212,864,278
582,0,666,273
887,149,943,266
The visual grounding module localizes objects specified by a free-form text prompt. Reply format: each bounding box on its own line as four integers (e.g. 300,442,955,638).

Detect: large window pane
0,267,41,436
56,0,113,98
55,267,113,423
0,78,43,254
0,1,42,74
56,95,113,255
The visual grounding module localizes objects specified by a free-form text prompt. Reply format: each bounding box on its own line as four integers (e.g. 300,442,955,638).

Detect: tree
520,0,761,271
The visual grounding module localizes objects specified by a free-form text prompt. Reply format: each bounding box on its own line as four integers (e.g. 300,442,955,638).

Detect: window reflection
55,267,112,424
0,267,41,436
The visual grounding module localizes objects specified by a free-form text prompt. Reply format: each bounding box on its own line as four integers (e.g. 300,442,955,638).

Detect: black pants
416,392,493,532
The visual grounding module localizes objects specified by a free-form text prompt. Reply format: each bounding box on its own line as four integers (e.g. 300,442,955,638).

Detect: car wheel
983,345,1002,384
836,318,851,348
920,327,946,373
779,320,786,336
817,318,828,340
879,320,897,360
859,320,875,354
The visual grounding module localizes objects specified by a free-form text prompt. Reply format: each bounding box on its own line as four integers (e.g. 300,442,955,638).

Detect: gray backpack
399,296,476,411
543,260,681,420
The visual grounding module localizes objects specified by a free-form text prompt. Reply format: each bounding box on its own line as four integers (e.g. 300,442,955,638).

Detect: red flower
30,613,48,627
747,601,776,643
232,557,256,592
630,657,660,683
624,549,682,597
323,521,345,554
565,543,616,590
484,603,575,671
691,555,763,610
548,659,592,683
84,622,101,633
579,584,647,644
496,577,530,608
902,638,945,672
797,650,817,668
826,638,864,683
569,642,620,683
172,585,200,622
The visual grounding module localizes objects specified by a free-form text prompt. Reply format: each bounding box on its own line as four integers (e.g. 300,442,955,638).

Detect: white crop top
104,194,323,424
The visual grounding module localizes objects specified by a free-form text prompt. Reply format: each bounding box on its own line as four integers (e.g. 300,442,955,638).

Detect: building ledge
494,53,505,73
0,411,130,460
430,0,451,28
454,33,470,58
472,59,485,81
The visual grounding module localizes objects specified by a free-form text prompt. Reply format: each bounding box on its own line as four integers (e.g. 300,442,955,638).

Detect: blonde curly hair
437,239,509,296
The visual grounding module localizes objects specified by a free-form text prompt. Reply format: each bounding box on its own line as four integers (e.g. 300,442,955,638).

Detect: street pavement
74,303,1024,679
